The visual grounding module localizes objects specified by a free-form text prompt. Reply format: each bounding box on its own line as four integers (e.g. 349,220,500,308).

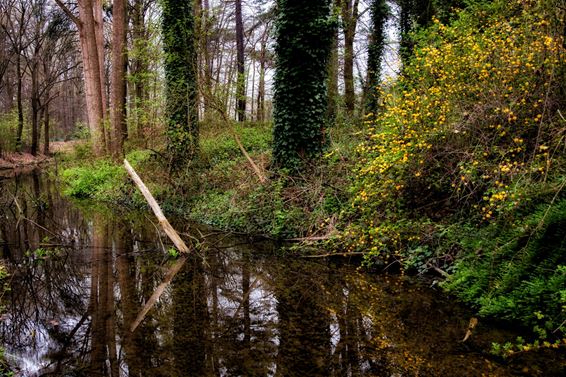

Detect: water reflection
0,172,563,376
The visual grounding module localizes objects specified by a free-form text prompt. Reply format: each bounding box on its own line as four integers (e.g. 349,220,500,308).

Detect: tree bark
43,102,49,154
341,0,360,117
235,0,246,122
111,0,127,159
327,7,339,125
31,67,39,156
56,0,107,156
77,0,106,156
15,53,24,152
256,27,268,122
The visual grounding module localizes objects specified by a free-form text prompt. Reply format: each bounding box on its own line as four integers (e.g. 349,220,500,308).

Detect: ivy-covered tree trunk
326,0,340,126
235,0,246,122
365,0,388,115
273,0,334,169
341,0,360,117
162,0,198,167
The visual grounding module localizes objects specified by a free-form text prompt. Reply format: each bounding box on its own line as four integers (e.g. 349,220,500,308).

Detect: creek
0,170,563,376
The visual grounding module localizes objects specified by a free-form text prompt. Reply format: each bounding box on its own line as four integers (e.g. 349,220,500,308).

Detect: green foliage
444,199,566,333
162,0,198,167
178,121,354,238
61,160,126,200
126,149,154,167
0,110,19,155
168,247,179,258
273,0,336,169
201,122,272,165
71,121,90,140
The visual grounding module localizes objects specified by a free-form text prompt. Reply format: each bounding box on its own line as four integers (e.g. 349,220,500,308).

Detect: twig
286,235,334,242
301,252,366,258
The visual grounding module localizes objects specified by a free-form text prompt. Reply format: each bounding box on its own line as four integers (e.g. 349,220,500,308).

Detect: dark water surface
0,170,564,376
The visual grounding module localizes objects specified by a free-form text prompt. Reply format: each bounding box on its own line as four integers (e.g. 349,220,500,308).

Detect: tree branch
54,0,80,26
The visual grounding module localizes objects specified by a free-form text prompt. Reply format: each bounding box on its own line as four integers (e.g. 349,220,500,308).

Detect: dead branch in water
124,159,192,332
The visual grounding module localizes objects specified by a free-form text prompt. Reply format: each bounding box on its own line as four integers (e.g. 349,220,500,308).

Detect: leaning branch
200,87,267,183
124,159,190,253
125,159,193,332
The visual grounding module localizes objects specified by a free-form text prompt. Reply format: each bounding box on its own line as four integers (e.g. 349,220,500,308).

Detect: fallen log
124,159,191,332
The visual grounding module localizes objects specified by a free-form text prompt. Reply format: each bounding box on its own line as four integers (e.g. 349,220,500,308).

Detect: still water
0,170,564,376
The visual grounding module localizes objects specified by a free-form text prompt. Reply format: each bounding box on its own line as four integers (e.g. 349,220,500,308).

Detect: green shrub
444,198,566,334
61,160,126,201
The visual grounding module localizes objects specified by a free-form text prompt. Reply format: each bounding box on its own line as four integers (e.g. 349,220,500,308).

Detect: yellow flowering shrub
343,0,566,339
348,0,565,261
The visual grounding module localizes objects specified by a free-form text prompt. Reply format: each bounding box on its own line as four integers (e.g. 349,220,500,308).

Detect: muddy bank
0,153,50,179
0,141,83,178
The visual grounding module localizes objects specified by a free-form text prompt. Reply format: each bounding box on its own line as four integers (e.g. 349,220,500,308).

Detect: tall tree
340,0,360,117
273,0,334,169
235,0,246,122
55,0,107,156
110,0,127,158
162,0,198,166
365,0,388,115
326,0,340,126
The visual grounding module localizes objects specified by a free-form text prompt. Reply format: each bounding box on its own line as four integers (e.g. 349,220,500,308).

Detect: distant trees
235,0,246,122
0,0,79,156
0,0,399,167
273,0,335,169
340,0,361,117
162,0,198,166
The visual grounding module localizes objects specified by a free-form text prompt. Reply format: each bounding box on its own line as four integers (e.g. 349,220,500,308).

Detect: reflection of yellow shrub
349,0,565,259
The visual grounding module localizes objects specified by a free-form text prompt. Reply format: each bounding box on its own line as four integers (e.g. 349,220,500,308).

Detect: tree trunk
341,0,359,117
31,70,39,156
111,0,127,159
132,0,146,142
15,54,24,152
93,0,106,116
326,10,339,125
235,0,246,122
43,102,50,155
77,0,107,156
163,0,199,167
256,29,268,122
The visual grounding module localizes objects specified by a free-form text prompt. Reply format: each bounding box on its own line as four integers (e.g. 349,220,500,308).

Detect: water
0,170,564,376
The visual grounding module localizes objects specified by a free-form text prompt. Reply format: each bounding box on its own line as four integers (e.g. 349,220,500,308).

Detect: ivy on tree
162,0,198,167
273,0,335,170
365,0,388,115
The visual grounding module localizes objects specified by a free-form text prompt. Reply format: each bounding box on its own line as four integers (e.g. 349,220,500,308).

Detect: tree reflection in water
1,172,557,377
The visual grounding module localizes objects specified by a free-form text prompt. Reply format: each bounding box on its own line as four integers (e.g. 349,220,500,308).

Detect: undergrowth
58,119,357,239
